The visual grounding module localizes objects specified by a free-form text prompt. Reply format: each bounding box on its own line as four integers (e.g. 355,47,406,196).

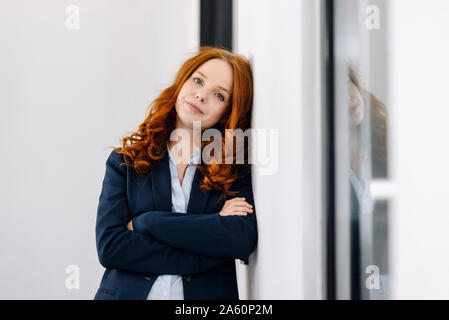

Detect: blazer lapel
150,150,172,211
150,147,217,214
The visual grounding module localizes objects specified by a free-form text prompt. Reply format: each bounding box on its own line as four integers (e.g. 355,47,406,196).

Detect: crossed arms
95,151,258,275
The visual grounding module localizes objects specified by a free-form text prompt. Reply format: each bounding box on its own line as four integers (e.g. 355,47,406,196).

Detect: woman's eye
216,93,224,101
193,77,202,85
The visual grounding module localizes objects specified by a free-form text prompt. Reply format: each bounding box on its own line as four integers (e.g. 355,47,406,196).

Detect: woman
348,66,388,299
94,46,258,300
348,66,388,185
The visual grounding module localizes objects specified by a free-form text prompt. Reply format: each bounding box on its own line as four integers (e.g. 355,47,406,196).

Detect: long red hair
110,46,254,197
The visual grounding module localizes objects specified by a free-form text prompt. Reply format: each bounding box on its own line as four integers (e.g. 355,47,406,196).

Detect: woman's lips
186,101,204,114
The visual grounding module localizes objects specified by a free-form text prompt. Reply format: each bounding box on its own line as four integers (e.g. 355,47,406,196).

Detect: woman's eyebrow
195,71,231,95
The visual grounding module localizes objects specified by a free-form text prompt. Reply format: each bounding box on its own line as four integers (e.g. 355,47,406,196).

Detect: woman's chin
350,115,363,126
177,116,207,130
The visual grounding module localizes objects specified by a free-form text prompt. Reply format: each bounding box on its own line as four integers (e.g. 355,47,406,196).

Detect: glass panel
334,0,390,299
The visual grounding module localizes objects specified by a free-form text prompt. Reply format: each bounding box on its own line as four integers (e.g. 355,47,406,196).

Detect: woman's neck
168,122,201,164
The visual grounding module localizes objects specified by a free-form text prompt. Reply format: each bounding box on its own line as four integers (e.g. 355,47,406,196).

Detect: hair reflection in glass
348,66,388,176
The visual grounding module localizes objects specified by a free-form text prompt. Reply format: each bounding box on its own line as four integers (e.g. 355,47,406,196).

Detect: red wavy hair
110,46,254,197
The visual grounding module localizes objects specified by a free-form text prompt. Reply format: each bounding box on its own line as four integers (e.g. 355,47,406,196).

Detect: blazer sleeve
132,166,258,262
95,150,230,275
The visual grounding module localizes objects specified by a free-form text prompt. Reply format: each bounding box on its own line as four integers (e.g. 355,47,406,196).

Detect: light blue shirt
349,152,374,216
146,144,201,300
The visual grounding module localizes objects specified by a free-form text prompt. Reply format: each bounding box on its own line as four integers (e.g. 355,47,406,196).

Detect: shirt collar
167,144,201,165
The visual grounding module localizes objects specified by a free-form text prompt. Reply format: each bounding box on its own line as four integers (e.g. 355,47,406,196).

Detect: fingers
232,202,253,211
227,203,252,210
220,197,255,216
225,197,253,208
220,206,254,216
228,197,247,201
233,206,254,213
220,211,249,216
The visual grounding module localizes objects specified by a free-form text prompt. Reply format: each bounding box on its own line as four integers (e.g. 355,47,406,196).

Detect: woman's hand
219,197,254,216
127,220,133,231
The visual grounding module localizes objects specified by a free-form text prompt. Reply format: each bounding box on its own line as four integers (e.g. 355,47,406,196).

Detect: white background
0,0,199,299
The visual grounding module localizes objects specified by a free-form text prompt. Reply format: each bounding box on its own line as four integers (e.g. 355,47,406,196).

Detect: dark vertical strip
323,0,336,300
350,184,361,299
200,0,233,51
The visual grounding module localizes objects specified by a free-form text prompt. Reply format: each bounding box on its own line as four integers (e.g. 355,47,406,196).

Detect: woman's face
349,81,365,126
175,58,233,131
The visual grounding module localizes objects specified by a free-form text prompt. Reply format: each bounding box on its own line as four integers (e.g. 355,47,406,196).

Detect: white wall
388,0,449,299
235,0,324,299
0,0,199,299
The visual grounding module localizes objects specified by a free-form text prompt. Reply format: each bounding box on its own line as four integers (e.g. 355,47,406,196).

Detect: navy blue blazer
94,148,258,300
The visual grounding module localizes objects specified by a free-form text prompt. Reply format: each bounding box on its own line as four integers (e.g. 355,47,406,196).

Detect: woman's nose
196,92,205,103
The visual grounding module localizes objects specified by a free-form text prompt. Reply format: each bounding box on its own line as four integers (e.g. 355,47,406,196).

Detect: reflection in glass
348,66,389,299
